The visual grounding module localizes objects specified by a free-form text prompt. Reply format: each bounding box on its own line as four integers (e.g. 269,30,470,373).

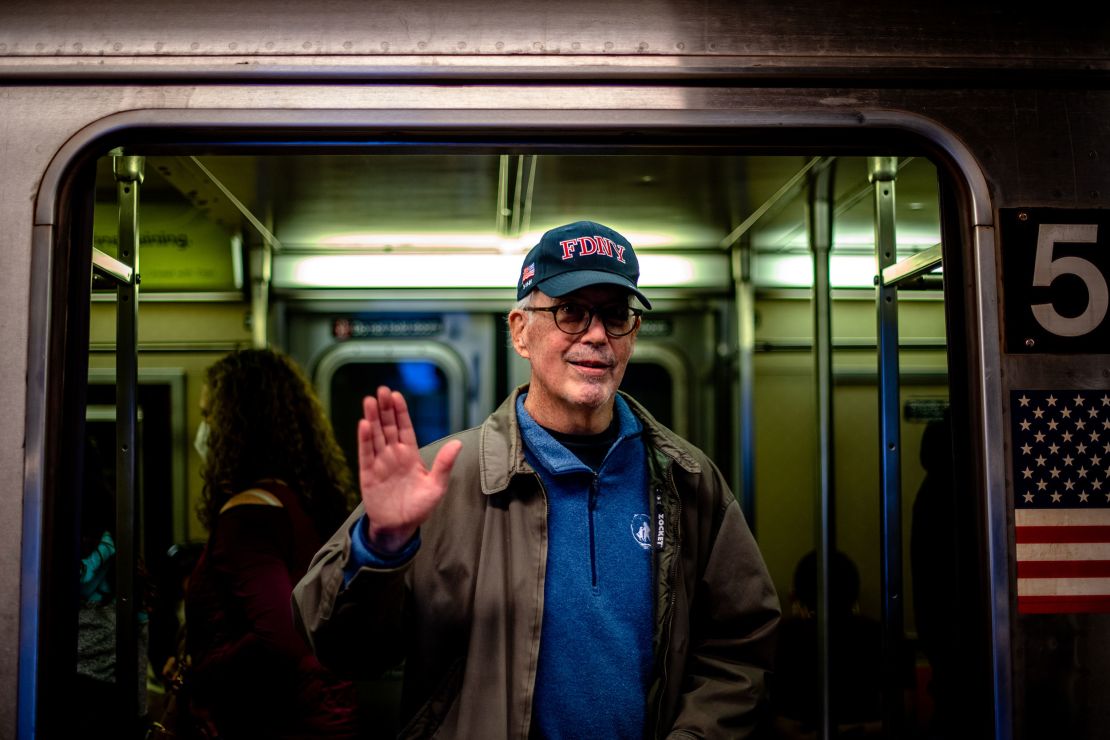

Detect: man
293,220,780,739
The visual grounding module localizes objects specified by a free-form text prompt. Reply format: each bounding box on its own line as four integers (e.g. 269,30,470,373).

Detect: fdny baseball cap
516,220,652,309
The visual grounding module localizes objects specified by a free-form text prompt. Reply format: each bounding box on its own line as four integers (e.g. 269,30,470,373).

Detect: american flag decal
521,263,535,284
1013,389,1110,613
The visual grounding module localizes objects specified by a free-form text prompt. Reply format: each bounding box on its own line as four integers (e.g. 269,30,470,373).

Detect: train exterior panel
2,2,1108,737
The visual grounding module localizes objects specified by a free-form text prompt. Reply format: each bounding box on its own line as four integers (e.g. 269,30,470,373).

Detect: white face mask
194,420,210,461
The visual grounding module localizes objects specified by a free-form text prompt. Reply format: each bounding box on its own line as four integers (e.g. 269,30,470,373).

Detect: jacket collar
478,385,701,496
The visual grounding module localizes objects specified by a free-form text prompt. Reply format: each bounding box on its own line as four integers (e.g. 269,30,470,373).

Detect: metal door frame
22,105,1006,740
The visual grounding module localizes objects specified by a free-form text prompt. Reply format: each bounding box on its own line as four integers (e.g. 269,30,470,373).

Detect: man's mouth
567,355,614,375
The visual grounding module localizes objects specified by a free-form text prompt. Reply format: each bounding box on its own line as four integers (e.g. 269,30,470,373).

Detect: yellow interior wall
753,294,949,635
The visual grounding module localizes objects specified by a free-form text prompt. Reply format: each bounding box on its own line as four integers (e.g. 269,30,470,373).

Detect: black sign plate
1001,208,1110,353
333,317,443,340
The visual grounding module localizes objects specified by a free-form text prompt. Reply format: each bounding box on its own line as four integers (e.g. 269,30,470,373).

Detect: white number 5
1031,223,1106,337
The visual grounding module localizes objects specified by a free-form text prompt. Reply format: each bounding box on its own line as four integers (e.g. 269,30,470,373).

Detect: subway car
2,1,1108,738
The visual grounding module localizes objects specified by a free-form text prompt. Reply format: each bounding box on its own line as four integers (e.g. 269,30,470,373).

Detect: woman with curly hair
185,348,360,738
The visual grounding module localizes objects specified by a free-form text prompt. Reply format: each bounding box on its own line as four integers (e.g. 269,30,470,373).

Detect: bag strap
218,488,284,514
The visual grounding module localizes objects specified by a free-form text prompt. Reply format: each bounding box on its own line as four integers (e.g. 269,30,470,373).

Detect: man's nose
580,311,610,342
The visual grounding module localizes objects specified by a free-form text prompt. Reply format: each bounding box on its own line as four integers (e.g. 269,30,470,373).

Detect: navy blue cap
516,221,652,309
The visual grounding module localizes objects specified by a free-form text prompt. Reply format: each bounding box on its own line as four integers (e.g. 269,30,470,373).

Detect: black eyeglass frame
522,302,644,338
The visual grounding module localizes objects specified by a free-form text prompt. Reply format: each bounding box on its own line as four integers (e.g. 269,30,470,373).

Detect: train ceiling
93,153,942,291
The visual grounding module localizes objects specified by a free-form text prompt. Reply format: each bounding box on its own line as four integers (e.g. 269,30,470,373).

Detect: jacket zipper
654,469,681,739
520,473,549,740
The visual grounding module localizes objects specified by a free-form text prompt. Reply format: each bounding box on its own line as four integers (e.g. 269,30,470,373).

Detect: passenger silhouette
184,348,360,738
147,541,204,698
910,412,959,738
772,550,884,739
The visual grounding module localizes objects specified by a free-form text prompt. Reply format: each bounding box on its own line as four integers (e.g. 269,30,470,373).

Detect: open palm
358,386,462,554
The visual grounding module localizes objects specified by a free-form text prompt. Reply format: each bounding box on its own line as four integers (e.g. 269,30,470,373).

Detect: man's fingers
377,386,399,445
428,439,463,490
392,391,419,447
356,417,376,478
362,395,386,454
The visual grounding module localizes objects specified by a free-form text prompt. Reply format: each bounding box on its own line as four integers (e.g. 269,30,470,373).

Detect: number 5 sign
1002,209,1110,352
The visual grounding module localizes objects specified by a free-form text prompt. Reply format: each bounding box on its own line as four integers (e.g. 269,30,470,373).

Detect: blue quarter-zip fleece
517,394,653,740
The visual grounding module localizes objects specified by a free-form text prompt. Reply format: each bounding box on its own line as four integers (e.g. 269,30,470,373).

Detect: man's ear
508,310,530,359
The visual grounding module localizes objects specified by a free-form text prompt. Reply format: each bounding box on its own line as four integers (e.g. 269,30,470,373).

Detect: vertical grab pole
732,242,757,529
250,243,272,348
807,159,836,740
112,153,143,728
870,155,905,738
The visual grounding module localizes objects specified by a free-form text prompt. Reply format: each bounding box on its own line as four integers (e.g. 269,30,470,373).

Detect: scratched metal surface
0,0,1106,65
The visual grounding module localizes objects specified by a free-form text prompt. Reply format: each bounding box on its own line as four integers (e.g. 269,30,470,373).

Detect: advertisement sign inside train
1002,208,1110,353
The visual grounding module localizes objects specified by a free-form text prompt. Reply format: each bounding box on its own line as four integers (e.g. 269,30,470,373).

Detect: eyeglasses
523,302,643,337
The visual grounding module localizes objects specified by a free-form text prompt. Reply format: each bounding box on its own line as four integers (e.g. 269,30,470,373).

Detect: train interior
74,143,978,736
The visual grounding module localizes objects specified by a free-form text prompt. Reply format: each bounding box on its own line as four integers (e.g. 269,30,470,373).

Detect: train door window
620,342,690,440
314,341,467,485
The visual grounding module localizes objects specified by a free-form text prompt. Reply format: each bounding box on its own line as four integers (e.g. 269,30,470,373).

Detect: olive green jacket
292,387,780,739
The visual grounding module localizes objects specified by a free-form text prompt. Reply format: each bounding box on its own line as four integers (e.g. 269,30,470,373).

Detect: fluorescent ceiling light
315,230,681,252
316,233,511,250
517,230,678,250
754,254,880,289
272,253,730,290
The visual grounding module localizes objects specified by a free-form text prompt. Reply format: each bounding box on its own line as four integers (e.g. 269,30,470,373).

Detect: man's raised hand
358,386,462,554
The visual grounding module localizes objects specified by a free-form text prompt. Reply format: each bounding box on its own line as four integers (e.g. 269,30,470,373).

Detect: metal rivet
1018,211,1029,221
1025,338,1036,348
